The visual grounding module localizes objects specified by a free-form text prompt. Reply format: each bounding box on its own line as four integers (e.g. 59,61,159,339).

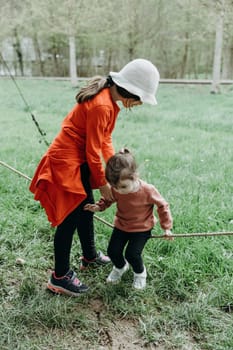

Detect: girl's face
110,86,142,108
112,178,138,194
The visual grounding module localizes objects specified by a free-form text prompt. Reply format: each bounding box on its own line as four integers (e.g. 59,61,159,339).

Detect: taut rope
1,160,233,239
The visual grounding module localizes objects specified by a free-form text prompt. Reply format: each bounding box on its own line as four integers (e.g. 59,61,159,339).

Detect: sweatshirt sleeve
86,105,113,188
149,185,173,230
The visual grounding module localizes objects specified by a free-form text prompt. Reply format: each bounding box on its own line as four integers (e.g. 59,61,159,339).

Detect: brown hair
76,76,140,103
105,148,137,186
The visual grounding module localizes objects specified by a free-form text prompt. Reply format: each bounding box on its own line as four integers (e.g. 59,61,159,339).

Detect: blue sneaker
47,270,89,296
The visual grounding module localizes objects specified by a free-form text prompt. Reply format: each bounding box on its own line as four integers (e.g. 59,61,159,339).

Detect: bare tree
0,1,25,75
211,0,225,93
222,0,233,79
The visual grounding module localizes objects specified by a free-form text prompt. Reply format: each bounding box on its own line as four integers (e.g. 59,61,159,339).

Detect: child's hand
99,183,114,201
84,204,101,212
163,229,174,241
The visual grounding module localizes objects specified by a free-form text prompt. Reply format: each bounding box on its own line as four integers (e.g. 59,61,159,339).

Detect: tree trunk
13,28,24,76
69,35,78,86
211,9,224,93
106,49,112,72
222,44,233,79
33,33,45,76
180,32,189,78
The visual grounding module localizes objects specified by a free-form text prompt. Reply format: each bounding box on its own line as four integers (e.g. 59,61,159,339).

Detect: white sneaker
133,266,147,290
106,261,129,284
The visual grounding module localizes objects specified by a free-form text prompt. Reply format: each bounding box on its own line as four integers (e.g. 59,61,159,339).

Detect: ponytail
76,75,114,103
76,75,140,103
105,148,137,186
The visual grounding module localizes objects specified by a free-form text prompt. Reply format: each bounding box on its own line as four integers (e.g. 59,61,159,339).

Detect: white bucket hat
110,58,160,105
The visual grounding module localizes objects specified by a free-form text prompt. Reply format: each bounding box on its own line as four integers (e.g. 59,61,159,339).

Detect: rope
0,161,31,181
0,53,50,147
90,215,233,238
1,160,233,239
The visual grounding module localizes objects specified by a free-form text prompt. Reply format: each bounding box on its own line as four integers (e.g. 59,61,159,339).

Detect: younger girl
84,149,173,290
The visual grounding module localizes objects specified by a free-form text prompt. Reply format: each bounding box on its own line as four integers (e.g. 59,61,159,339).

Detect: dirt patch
100,319,159,349
89,298,158,349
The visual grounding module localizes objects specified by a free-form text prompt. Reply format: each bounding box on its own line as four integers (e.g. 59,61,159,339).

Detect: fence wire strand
0,53,50,147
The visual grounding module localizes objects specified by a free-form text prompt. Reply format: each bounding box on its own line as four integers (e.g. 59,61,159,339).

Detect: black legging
54,163,96,277
107,227,151,274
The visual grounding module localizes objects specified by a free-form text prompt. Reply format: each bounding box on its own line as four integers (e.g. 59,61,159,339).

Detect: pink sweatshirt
98,180,173,232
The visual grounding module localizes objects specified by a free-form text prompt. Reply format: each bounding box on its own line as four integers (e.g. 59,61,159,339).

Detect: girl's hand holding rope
84,203,101,212
163,229,174,241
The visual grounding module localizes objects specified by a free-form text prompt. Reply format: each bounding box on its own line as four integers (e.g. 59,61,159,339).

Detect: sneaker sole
133,286,146,290
106,278,121,284
47,282,88,297
106,263,129,284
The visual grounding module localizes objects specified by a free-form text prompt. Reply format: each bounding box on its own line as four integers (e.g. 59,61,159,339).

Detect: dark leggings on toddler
54,162,96,277
107,227,151,274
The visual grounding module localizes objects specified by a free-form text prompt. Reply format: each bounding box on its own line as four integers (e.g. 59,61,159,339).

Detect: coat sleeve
101,134,115,163
86,105,113,188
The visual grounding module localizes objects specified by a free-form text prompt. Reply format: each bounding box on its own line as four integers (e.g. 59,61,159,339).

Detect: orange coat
29,88,120,227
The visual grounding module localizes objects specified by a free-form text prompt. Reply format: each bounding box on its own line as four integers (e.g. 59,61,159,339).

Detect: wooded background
0,0,233,84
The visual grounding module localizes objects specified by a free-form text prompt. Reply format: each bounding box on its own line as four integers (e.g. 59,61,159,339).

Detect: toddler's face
112,178,137,194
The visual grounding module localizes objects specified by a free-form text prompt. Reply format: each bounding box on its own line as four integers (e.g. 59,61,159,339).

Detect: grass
0,78,233,349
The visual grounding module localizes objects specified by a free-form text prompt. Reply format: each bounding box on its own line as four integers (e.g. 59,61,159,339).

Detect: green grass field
0,78,233,349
